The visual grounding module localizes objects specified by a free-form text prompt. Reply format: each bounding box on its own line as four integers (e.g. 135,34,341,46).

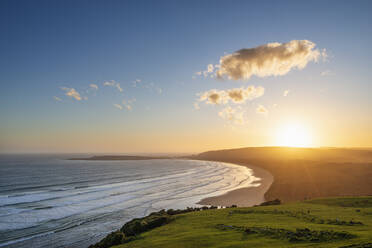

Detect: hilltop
92,196,372,248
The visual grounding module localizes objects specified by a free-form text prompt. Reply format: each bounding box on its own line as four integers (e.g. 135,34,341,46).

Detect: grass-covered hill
91,197,372,248
192,147,372,202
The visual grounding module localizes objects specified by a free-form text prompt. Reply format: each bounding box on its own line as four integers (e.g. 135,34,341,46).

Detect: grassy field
106,197,372,248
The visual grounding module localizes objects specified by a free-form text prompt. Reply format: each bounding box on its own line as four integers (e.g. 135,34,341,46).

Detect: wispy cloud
60,87,82,101
195,64,217,78
89,84,98,90
197,86,264,105
283,90,290,97
132,79,141,87
122,98,136,111
113,103,123,110
256,105,268,115
216,40,323,80
321,48,329,62
140,81,162,94
53,96,62,102
104,80,123,92
193,102,200,110
321,70,334,76
218,106,246,125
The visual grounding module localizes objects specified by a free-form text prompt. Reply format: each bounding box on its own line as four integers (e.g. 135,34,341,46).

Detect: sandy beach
198,163,274,207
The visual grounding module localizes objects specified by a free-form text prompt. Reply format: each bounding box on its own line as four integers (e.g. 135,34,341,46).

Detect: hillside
191,147,372,202
92,197,372,248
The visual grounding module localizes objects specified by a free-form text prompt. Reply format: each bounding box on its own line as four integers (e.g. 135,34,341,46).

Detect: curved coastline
197,162,274,207
69,155,275,208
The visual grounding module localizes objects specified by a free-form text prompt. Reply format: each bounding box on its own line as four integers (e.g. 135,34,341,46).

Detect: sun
276,123,312,147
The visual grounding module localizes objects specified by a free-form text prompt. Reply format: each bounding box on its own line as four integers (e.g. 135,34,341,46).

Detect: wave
0,159,258,248
0,231,54,247
0,161,222,208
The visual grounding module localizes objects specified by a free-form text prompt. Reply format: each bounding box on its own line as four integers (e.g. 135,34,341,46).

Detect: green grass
111,197,372,248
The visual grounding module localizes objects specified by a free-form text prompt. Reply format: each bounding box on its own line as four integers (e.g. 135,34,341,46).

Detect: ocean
0,155,260,248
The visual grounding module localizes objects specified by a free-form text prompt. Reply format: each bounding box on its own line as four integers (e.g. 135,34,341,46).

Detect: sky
1,0,371,153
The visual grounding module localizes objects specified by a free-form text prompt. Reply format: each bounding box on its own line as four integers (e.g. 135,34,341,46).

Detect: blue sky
1,0,371,153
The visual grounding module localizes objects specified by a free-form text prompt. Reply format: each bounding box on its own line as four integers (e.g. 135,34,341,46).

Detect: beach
198,164,273,207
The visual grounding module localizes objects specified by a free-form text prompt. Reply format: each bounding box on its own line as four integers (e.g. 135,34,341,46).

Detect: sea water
0,154,260,248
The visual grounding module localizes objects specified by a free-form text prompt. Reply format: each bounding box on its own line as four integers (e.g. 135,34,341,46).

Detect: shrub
89,231,126,248
216,224,355,243
120,211,172,236
259,199,281,206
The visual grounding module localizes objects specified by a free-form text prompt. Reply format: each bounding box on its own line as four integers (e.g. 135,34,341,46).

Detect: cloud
199,89,227,104
104,80,123,92
132,79,141,87
113,103,122,110
61,87,82,101
321,48,328,62
89,84,98,90
218,106,246,125
216,40,322,80
256,105,268,115
53,96,62,102
122,98,136,111
207,64,214,73
321,70,333,76
198,85,264,105
283,90,290,97
140,81,162,94
193,102,200,110
204,64,214,77
195,64,217,78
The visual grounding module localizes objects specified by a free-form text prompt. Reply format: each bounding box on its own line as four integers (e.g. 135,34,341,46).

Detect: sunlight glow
276,123,312,147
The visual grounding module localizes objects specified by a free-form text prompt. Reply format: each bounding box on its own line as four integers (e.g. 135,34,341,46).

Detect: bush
259,199,281,206
216,224,355,243
120,211,172,236
89,231,126,248
340,243,372,248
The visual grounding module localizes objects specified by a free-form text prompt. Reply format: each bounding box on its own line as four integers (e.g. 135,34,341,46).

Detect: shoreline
198,162,274,207
68,155,275,208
